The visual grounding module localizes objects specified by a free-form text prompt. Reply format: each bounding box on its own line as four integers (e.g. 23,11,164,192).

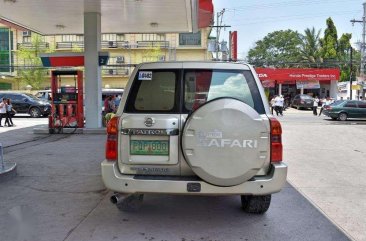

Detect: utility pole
210,9,230,61
351,2,366,99
350,46,353,100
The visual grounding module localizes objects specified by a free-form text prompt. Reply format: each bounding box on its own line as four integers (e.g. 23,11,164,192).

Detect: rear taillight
269,117,282,163
300,100,305,104
105,116,119,161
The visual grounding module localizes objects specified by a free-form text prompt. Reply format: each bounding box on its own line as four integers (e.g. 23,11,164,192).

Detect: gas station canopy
0,0,211,34
0,0,214,129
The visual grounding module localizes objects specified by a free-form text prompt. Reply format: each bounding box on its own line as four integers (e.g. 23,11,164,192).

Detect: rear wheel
241,195,271,214
116,194,144,212
29,107,41,118
338,112,348,121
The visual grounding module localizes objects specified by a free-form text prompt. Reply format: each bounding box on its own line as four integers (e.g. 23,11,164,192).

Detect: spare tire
182,98,270,187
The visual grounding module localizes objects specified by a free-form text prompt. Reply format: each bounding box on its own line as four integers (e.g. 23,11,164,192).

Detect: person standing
109,95,117,113
313,96,319,116
270,96,276,115
0,98,8,127
274,95,283,116
5,98,15,126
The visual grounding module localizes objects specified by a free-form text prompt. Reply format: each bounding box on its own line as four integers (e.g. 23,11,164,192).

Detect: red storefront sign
230,31,237,61
255,68,340,84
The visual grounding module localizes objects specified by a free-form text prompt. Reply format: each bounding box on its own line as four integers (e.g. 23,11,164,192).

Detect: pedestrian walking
319,97,330,116
313,96,319,116
0,98,8,127
5,98,15,126
270,96,276,115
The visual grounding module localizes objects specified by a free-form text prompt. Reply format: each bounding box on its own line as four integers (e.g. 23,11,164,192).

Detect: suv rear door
119,63,182,176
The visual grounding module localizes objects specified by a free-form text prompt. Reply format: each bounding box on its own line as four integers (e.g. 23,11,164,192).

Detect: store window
0,28,13,73
61,35,84,42
141,34,166,41
179,31,201,46
102,34,125,41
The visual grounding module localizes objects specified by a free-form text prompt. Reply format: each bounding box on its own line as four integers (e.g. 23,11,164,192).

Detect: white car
101,62,287,214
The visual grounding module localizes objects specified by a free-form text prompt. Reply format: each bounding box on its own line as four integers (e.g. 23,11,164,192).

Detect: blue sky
212,0,365,59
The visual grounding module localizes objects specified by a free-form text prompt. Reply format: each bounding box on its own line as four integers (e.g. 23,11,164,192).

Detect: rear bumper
101,161,288,195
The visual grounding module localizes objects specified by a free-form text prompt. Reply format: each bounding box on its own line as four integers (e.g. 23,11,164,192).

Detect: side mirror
23,98,28,102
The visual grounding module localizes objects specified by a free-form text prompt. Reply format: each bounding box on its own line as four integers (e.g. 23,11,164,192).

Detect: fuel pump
48,70,84,133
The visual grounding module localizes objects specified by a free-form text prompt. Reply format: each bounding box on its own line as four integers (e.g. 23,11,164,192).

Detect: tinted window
125,70,178,113
357,101,366,108
7,94,23,101
330,100,345,106
184,69,264,114
24,94,41,101
344,101,357,108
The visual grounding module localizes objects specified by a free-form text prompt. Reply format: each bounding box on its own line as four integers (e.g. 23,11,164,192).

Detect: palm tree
300,27,322,67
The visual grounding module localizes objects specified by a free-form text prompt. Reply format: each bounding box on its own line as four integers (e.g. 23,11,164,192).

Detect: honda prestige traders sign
256,68,340,83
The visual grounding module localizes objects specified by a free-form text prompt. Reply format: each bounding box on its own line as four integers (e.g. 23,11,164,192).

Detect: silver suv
101,62,287,214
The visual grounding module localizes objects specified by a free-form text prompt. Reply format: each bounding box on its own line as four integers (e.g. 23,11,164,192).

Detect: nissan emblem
144,117,155,127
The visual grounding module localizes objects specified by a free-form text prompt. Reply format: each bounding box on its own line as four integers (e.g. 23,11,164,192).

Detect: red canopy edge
198,0,214,28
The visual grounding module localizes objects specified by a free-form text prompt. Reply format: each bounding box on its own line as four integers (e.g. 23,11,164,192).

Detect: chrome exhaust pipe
110,193,124,205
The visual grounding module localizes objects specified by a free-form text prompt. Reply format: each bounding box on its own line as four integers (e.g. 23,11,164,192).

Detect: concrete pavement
281,108,366,241
0,114,357,241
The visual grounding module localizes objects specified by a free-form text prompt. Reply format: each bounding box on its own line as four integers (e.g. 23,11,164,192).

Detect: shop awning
256,68,340,83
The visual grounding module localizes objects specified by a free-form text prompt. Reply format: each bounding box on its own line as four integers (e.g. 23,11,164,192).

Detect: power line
229,10,361,26
225,0,358,11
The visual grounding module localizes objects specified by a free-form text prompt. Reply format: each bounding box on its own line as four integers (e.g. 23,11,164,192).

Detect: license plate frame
130,140,169,156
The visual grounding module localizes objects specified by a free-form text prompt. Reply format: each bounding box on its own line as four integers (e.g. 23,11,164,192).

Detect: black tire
49,128,55,134
29,107,41,118
338,112,347,121
116,194,144,212
241,194,271,214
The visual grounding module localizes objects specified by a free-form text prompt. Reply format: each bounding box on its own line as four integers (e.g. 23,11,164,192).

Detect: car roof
138,61,252,70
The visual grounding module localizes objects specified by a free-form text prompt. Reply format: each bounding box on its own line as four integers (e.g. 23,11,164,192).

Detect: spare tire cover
182,98,269,187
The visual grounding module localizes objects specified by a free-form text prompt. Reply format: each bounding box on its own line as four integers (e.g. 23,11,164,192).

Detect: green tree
247,30,303,67
16,34,52,89
319,17,339,63
300,27,322,66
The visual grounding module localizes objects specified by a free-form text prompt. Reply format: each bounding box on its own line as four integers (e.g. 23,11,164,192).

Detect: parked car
0,92,51,117
291,94,314,110
323,100,366,121
101,61,287,214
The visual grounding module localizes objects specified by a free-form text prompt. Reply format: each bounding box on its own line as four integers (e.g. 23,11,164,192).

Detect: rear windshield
184,69,264,113
125,69,179,113
125,68,264,114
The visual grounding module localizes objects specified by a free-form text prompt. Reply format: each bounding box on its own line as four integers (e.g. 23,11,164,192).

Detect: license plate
130,140,169,156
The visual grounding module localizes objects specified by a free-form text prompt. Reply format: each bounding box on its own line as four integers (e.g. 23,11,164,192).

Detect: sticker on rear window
138,71,152,81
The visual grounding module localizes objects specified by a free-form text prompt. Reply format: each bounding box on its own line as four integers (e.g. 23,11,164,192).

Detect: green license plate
130,140,169,156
